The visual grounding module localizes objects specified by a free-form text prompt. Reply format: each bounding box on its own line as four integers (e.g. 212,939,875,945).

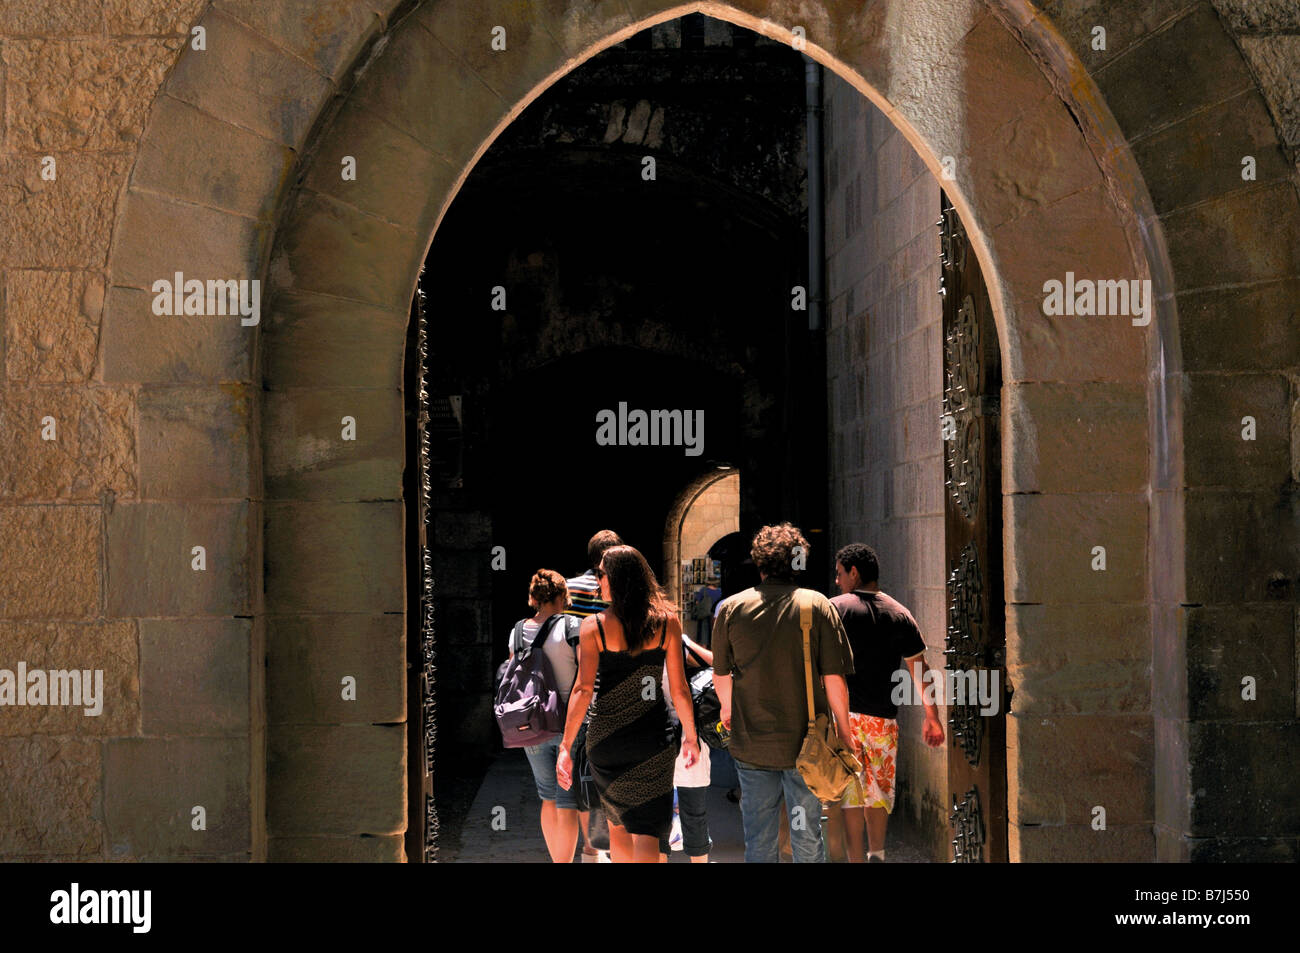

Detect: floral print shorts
839,712,898,812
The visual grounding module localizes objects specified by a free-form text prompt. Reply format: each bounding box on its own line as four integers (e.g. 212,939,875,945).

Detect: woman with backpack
556,545,700,863
509,569,584,863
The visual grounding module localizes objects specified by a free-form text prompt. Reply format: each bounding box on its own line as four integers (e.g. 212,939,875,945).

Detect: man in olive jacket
713,522,859,863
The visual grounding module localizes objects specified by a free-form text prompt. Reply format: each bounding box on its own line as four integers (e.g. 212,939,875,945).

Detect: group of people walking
502,525,945,863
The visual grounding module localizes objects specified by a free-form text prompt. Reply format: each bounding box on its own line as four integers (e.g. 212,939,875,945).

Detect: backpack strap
531,615,562,652
516,616,560,656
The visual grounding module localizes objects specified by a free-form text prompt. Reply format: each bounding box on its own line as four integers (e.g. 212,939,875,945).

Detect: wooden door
939,193,1009,862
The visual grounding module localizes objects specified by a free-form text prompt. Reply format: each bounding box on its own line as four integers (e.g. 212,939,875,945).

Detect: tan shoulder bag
794,592,864,802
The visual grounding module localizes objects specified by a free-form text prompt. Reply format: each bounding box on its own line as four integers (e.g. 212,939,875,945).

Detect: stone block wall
822,73,949,858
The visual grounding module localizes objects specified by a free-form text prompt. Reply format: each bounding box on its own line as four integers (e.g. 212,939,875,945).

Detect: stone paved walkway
441,748,932,863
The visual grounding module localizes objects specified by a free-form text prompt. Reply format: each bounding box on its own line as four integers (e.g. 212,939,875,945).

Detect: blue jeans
523,736,578,810
734,759,827,863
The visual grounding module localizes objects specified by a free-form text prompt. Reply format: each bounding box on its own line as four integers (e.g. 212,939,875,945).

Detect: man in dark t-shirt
829,543,944,863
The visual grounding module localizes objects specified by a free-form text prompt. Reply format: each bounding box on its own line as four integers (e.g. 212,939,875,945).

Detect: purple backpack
494,616,566,748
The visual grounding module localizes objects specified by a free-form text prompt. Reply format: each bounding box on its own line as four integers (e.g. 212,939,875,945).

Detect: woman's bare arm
681,631,714,667
664,616,697,747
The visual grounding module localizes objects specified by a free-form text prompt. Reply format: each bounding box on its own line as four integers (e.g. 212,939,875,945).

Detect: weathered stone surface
1188,721,1300,835
268,725,404,834
1182,372,1292,488
100,285,254,383
165,7,333,147
264,502,403,613
973,91,1103,230
104,0,206,35
110,189,264,292
1009,656,1151,714
1,38,181,151
1007,601,1151,715
4,270,103,381
349,17,510,163
106,501,251,616
139,618,250,734
1036,0,1199,71
268,834,404,862
1008,603,1148,669
1238,35,1300,154
261,291,407,390
1184,487,1299,605
302,98,454,232
104,738,250,857
1095,5,1254,140
132,94,295,220
1131,88,1293,214
269,190,421,312
0,385,135,500
267,614,404,725
0,738,102,856
1212,0,1300,33
1004,380,1147,494
1184,603,1294,721
989,184,1147,384
138,384,251,499
0,505,100,618
0,1,103,34
1007,712,1153,825
413,0,572,108
1005,493,1148,604
1162,182,1300,289
0,621,138,735
1,154,131,268
215,0,392,83
1011,822,1153,862
262,293,405,390
264,388,403,501
1177,278,1300,373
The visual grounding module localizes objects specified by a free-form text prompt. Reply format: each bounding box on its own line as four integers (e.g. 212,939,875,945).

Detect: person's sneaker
597,850,612,863
580,848,601,864
868,855,885,863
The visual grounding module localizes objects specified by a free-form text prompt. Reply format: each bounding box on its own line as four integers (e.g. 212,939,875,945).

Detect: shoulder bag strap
799,592,817,730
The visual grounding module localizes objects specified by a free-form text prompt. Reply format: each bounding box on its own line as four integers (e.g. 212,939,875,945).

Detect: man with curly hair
712,522,858,863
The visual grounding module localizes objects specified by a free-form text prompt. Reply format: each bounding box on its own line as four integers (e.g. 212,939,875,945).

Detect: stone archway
664,469,741,621
103,0,1291,862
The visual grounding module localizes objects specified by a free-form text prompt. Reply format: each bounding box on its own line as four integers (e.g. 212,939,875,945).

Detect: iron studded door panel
939,193,1008,863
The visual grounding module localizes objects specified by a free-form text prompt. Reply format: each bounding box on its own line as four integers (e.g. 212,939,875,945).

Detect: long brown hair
600,545,677,653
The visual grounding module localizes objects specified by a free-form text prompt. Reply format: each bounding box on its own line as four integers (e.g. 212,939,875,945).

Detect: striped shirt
565,570,609,618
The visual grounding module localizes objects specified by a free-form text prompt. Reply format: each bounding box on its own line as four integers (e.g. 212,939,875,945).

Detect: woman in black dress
557,544,699,863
